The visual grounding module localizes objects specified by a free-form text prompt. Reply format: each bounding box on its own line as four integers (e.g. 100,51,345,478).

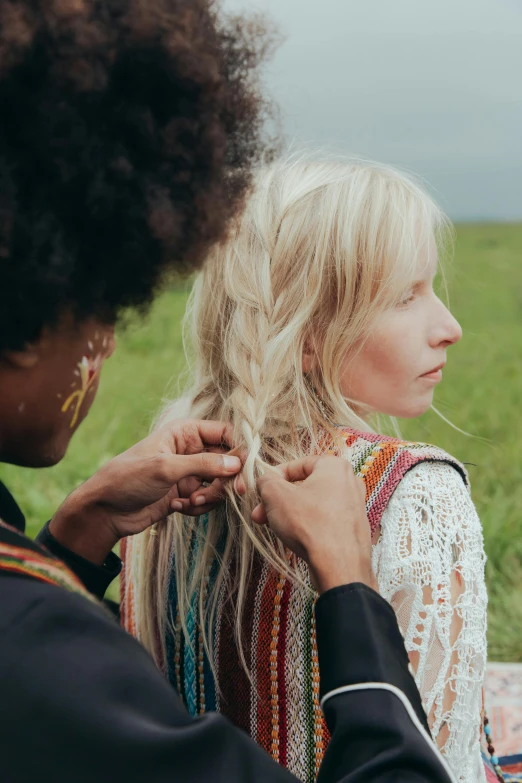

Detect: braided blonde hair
129,156,452,672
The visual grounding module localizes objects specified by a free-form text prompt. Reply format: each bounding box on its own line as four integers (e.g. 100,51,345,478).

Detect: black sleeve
36,520,122,599
0,577,454,783
0,578,295,783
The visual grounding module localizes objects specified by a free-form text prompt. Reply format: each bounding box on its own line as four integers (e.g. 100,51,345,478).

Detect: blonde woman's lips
420,366,444,382
422,370,442,382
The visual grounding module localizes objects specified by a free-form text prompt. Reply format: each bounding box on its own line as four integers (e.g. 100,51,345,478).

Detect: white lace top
373,461,488,783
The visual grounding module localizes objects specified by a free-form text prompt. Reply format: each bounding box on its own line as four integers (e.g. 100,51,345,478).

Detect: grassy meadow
1,223,521,660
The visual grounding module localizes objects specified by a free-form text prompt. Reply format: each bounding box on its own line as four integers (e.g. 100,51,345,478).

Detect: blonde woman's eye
397,291,415,307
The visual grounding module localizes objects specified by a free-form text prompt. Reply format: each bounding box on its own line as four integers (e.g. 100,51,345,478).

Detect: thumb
254,472,296,524
173,452,242,482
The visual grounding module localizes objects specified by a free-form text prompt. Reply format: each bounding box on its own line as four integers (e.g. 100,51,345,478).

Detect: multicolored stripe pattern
344,428,469,534
122,427,469,783
0,519,98,604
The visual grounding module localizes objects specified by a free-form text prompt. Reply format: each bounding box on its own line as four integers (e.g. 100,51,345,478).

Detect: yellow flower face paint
61,353,103,428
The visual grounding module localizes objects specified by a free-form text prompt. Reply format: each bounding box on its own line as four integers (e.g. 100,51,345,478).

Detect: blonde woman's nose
446,310,462,346
431,300,463,348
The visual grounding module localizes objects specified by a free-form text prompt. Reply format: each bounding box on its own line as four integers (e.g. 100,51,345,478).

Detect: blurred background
1,0,521,659
226,0,522,221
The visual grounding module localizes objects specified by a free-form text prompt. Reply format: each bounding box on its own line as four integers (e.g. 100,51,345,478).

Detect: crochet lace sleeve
372,461,488,783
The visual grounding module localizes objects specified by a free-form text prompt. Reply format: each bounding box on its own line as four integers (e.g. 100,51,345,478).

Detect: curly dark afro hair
0,0,277,352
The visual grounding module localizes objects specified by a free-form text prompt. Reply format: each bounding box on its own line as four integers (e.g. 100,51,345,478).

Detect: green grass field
1,223,521,660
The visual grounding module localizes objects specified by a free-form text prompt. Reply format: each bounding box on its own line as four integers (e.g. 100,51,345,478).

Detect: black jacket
0,481,455,783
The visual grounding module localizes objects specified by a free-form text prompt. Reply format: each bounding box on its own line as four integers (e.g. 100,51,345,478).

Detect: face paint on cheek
61,353,103,428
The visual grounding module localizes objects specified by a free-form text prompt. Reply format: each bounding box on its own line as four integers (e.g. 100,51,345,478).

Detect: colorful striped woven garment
0,519,98,604
122,427,469,783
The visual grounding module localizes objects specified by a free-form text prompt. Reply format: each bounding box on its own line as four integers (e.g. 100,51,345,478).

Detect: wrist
310,556,376,595
50,481,119,566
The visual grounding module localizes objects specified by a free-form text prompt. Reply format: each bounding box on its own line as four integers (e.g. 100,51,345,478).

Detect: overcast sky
224,0,522,221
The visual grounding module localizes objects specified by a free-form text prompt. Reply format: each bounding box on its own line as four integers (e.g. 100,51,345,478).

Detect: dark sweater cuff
36,521,122,600
315,582,430,733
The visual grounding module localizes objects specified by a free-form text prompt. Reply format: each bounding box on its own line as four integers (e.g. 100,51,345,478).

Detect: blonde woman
122,159,488,783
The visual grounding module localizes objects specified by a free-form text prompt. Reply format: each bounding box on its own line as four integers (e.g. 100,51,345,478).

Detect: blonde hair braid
128,154,453,674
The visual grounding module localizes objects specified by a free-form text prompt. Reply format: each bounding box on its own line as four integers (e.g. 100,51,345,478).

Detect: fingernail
223,455,241,471
194,495,206,506
171,501,183,512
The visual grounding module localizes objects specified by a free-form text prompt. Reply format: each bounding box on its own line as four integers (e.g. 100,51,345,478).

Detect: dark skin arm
49,421,374,596
49,419,242,564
